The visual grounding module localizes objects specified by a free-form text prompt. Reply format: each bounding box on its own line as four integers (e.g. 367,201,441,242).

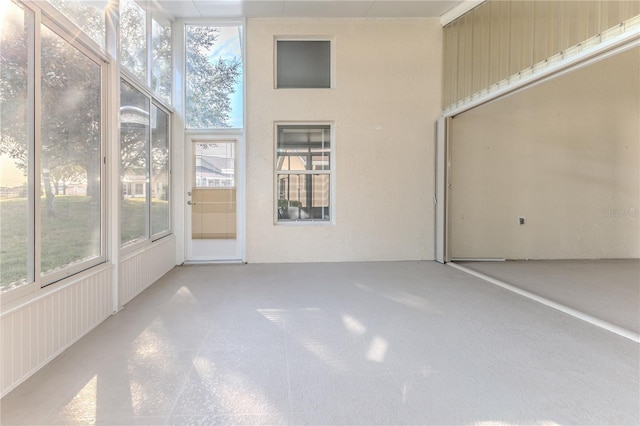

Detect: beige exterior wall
245,18,442,262
449,46,640,260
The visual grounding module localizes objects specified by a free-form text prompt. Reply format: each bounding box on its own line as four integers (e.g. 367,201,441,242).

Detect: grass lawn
1,196,169,289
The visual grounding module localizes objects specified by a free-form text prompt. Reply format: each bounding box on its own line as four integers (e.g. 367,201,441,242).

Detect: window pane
48,0,107,48
276,124,331,222
186,25,243,129
194,142,235,188
120,80,149,246
40,24,102,277
151,105,169,237
277,41,331,89
277,126,330,171
151,18,171,104
0,2,33,292
277,174,330,221
120,0,147,81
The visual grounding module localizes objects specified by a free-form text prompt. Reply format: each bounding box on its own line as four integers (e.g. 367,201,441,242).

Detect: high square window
276,40,331,89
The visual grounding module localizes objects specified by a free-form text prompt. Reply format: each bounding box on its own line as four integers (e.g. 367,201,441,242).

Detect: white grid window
276,125,332,222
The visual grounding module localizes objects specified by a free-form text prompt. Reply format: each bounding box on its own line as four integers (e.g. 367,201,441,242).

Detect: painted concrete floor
457,259,640,334
1,261,639,425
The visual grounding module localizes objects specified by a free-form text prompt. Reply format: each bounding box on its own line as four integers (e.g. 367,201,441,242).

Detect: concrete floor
1,261,639,425
457,259,640,334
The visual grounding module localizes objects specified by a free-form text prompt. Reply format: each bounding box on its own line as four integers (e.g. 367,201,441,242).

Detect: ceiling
155,0,465,20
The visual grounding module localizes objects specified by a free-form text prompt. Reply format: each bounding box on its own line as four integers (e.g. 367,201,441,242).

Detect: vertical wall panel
585,0,601,38
472,4,491,94
533,1,551,64
443,24,452,107
602,1,640,31
564,0,588,49
0,266,113,397
602,1,623,31
1,315,13,392
631,1,640,19
488,0,511,86
119,235,176,307
443,21,458,105
457,13,473,101
510,0,534,75
443,0,640,110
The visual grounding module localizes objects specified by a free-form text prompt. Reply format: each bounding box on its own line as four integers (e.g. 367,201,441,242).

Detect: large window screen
120,80,150,247
276,40,331,89
120,0,147,81
1,1,33,292
185,25,243,129
152,17,172,104
40,24,102,278
151,104,170,237
47,0,107,48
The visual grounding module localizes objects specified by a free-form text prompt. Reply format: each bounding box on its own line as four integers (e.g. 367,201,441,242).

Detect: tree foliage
1,0,241,215
186,25,241,128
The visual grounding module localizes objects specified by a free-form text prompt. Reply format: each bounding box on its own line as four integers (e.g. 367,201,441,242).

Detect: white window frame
149,101,172,241
1,0,109,304
183,20,244,131
119,76,172,253
39,15,108,286
118,0,173,109
274,122,335,225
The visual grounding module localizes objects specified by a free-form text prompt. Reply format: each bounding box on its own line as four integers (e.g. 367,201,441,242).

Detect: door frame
435,117,450,263
184,131,245,262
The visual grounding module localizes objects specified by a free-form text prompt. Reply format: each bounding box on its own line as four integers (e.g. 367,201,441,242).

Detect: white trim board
440,0,485,26
449,262,640,344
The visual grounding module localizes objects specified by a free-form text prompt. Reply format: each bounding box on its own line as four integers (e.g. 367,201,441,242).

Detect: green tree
1,1,101,217
1,0,242,215
186,25,241,128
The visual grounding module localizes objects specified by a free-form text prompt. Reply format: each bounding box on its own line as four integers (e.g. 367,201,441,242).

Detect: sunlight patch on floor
366,336,388,363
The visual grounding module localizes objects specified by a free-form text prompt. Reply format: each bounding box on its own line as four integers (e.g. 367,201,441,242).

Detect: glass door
186,138,241,261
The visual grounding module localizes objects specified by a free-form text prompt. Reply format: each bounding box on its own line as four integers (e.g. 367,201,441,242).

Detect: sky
0,155,26,188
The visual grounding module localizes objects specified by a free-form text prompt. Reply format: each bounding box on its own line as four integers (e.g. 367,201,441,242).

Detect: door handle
187,201,196,205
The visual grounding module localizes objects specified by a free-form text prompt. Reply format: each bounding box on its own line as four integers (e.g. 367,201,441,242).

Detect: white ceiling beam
440,0,484,26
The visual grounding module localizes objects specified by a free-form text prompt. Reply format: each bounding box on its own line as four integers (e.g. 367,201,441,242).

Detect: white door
185,136,242,262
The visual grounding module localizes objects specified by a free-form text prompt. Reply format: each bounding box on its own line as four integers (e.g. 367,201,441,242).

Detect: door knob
187,201,196,205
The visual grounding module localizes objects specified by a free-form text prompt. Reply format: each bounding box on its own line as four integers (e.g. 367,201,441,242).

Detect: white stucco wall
449,46,640,260
245,18,442,263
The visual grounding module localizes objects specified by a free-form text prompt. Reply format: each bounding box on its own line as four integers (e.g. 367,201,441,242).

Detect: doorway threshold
182,259,245,265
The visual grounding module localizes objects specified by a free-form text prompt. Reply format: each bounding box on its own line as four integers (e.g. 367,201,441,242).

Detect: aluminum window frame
1,0,110,303
119,76,173,253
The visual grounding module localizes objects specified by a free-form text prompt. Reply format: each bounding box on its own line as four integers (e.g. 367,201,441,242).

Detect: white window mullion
146,98,152,240
33,6,42,283
146,5,152,88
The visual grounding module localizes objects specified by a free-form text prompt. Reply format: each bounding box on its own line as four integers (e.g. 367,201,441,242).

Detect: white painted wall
245,18,442,262
449,46,640,260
